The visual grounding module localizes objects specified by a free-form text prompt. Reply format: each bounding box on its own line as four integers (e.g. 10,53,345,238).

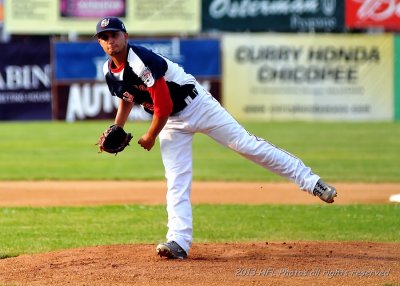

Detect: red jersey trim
147,77,173,117
109,60,125,73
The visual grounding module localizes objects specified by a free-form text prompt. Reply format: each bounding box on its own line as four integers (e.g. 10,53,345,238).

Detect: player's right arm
115,99,133,128
137,77,172,151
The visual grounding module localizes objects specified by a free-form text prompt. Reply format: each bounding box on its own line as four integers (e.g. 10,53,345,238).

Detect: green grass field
0,121,399,257
0,121,399,181
1,204,399,258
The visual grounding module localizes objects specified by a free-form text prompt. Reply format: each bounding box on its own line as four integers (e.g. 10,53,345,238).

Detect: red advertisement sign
345,0,400,30
0,0,3,23
60,0,126,18
346,0,400,29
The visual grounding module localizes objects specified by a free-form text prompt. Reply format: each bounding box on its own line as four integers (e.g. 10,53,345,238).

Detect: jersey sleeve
127,45,168,88
147,77,173,117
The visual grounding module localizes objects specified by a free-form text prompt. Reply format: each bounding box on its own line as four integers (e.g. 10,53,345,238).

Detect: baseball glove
97,124,133,155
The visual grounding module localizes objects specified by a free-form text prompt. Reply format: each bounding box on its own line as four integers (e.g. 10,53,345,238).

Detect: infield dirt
0,181,399,286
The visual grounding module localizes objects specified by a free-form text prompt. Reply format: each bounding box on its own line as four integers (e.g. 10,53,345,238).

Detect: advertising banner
53,38,221,121
223,34,394,121
0,38,52,120
5,0,200,35
202,0,345,32
346,0,400,30
55,39,220,80
60,0,126,18
0,0,3,24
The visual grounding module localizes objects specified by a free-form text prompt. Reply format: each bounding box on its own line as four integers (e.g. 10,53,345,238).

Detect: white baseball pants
158,83,320,254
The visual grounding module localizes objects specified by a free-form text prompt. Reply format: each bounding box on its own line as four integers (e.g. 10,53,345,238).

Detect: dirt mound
0,242,398,286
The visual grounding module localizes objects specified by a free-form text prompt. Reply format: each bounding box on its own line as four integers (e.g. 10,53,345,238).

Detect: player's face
97,31,128,57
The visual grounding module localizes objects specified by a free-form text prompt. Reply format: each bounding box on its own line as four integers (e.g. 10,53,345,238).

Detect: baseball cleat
156,241,187,259
313,179,337,203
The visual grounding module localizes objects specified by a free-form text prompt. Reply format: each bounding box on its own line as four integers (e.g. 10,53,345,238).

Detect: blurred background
0,0,399,123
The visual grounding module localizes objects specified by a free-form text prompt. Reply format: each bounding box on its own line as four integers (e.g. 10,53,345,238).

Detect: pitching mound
0,242,398,285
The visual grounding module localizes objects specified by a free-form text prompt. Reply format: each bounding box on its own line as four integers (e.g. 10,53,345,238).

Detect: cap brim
94,28,125,38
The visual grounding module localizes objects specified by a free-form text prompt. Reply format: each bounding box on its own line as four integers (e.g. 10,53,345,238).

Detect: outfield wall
0,34,399,122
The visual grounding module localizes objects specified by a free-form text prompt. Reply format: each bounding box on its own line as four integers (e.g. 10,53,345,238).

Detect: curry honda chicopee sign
223,33,394,121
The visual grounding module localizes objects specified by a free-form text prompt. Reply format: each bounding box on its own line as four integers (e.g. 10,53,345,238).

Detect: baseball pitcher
95,17,337,259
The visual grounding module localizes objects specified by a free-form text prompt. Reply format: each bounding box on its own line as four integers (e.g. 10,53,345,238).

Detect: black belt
189,87,198,100
170,87,199,115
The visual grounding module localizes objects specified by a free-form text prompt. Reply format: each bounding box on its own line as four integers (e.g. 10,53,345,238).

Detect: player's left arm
138,77,172,151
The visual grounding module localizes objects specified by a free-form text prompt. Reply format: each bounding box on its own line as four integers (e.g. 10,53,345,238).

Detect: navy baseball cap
95,17,126,37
